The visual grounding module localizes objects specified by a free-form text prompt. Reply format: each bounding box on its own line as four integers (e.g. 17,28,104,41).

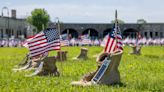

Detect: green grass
0,46,164,92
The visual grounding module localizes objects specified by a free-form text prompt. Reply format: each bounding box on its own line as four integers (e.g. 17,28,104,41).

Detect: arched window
62,28,78,38
123,28,139,38
82,28,98,39
103,28,112,37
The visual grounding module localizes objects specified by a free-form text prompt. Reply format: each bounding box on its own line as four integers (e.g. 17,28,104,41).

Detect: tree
27,8,50,33
111,19,125,24
137,19,147,24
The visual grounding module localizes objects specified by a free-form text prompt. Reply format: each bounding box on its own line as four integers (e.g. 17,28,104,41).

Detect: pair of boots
71,51,123,86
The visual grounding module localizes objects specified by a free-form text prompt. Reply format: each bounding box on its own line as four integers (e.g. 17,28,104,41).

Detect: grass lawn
0,46,164,92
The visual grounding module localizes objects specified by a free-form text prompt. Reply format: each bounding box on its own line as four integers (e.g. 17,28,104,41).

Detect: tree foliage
27,8,50,32
137,19,147,24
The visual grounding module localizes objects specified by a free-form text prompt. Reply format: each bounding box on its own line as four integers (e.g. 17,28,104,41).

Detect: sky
0,0,164,23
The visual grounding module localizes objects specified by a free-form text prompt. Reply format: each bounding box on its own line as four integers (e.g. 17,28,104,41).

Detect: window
160,32,163,38
150,32,153,38
17,30,21,38
144,32,147,38
155,32,158,37
11,29,14,35
0,29,3,38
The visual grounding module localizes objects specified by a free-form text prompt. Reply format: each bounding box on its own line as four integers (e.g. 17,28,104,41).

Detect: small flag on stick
104,10,123,53
27,28,60,57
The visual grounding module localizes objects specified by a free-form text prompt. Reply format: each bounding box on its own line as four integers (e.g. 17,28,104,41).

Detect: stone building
57,23,164,39
1,17,164,39
0,16,34,39
0,12,164,39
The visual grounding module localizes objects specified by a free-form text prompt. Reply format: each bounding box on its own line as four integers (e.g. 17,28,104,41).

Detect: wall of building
59,23,164,39
0,16,34,39
0,17,164,39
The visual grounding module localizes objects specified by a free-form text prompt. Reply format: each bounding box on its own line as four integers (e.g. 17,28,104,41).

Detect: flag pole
67,29,69,40
56,17,63,75
88,29,90,37
115,10,118,30
114,10,118,36
57,18,61,35
115,10,119,50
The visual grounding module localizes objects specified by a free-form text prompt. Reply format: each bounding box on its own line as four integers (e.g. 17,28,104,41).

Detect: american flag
116,26,123,51
80,34,91,45
135,32,142,45
104,23,123,53
28,28,60,57
60,34,69,46
22,36,35,48
101,34,109,47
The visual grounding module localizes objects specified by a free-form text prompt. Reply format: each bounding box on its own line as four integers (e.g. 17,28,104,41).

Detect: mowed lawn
0,46,164,92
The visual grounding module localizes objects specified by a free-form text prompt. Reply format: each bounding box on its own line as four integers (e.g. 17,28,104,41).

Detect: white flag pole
56,17,63,75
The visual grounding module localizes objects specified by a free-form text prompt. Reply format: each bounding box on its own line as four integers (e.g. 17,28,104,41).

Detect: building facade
0,17,164,39
58,23,164,39
0,16,34,39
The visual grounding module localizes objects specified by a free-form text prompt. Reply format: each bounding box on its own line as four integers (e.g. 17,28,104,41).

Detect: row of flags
60,34,92,46
3,11,163,59
25,16,123,57
23,22,123,58
1,35,164,48
23,28,93,58
123,37,164,45
60,34,69,46
80,34,91,45
0,39,23,47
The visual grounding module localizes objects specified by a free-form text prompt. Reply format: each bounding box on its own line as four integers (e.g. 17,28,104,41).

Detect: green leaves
27,8,50,33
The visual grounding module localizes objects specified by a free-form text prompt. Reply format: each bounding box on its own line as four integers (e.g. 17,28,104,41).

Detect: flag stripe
28,37,46,44
30,41,60,53
28,28,60,57
104,36,110,52
30,46,60,57
110,40,117,53
29,40,60,50
30,44,60,55
28,39,47,47
104,22,123,53
30,42,60,51
107,38,114,52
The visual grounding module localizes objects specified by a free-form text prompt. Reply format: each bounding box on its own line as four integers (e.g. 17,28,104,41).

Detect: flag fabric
101,35,109,47
104,26,117,53
60,40,69,46
22,36,35,48
104,23,123,53
60,34,69,46
135,32,142,45
60,34,68,40
80,34,91,45
116,26,123,51
28,28,60,57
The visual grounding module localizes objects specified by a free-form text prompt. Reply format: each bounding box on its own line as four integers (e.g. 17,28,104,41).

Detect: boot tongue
25,62,44,77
